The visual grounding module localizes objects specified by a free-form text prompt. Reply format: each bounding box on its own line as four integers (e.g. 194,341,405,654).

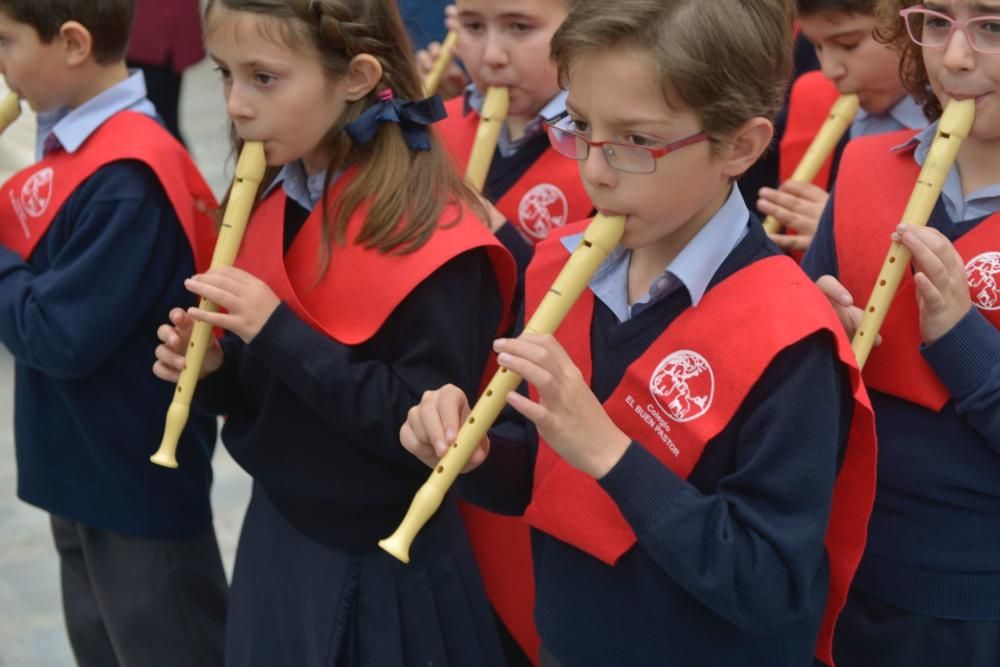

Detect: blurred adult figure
126,0,205,143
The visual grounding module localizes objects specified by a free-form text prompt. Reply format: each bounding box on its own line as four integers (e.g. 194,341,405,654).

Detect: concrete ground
0,60,253,666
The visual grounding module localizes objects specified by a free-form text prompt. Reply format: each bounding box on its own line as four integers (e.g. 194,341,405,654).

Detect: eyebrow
824,29,867,40
565,101,674,129
457,11,539,20
209,53,286,71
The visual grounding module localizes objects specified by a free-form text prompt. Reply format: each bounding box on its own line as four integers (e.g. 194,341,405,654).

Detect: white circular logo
966,252,1000,311
20,167,54,218
649,350,714,423
517,184,569,240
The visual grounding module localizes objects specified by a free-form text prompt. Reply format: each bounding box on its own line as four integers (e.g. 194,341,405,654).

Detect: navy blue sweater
192,199,504,551
0,161,217,539
461,223,855,665
804,196,1000,620
486,131,552,284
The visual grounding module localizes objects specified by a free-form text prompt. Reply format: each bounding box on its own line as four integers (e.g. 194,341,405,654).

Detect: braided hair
205,0,486,267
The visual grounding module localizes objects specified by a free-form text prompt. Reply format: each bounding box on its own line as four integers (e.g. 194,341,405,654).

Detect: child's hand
400,384,491,472
893,223,971,344
494,334,632,479
153,307,223,382
414,6,466,100
183,266,281,343
758,182,829,252
815,275,881,346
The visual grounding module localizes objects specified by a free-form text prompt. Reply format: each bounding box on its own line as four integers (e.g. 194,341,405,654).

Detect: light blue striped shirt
263,161,338,212
850,95,926,139
464,85,568,158
35,70,157,159
562,185,751,322
895,122,1000,222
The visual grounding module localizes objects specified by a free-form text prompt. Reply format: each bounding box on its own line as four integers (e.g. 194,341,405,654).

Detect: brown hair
874,0,939,119
205,0,486,266
0,0,135,64
798,0,875,16
551,0,795,153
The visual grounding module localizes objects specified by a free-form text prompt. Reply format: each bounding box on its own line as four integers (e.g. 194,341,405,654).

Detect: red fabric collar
522,223,876,666
437,96,593,243
0,111,217,269
236,171,516,343
834,131,1000,410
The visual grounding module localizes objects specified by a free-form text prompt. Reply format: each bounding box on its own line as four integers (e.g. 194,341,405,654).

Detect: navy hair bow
344,90,446,151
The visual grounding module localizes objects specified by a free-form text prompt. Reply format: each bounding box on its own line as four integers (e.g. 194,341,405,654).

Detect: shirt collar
562,185,750,321
462,84,568,157
264,161,338,212
36,70,157,159
851,95,927,139
892,120,1000,221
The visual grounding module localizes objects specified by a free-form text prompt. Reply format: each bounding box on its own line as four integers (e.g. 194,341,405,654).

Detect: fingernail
497,352,512,365
493,339,506,350
445,430,455,441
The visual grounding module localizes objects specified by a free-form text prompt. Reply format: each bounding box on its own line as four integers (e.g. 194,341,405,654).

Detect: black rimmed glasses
900,6,1000,54
544,111,710,175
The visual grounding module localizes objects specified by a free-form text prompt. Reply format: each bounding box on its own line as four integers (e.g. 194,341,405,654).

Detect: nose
224,81,254,122
579,142,618,192
817,49,846,83
941,25,976,72
481,29,508,69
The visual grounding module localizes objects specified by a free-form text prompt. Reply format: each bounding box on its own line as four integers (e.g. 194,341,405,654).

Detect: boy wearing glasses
402,0,878,664
759,0,928,254
803,1,1000,664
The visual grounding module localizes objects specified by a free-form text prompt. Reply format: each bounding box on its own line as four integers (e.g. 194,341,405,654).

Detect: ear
57,21,93,67
719,117,773,178
342,54,383,102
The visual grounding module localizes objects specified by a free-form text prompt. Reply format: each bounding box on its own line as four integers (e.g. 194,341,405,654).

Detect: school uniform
192,163,516,667
435,85,596,661
0,71,225,666
778,71,926,196
803,126,1000,666
460,187,878,666
438,86,593,273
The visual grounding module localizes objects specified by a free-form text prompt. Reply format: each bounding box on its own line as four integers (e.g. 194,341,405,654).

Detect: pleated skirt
224,483,506,667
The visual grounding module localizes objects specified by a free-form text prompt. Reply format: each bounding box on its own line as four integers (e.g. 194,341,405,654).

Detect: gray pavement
0,60,253,666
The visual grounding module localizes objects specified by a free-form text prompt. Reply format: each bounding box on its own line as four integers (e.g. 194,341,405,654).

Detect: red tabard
436,96,593,244
521,222,877,667
0,111,217,268
234,170,515,344
834,131,1000,411
779,71,843,188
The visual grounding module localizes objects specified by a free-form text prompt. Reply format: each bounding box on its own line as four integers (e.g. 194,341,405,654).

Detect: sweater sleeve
598,331,852,633
921,307,1000,451
0,162,194,379
456,401,537,515
189,332,250,417
800,188,840,281
242,247,504,469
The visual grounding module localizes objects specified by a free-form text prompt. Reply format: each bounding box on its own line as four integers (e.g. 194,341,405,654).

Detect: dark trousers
834,587,1000,667
50,516,227,667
